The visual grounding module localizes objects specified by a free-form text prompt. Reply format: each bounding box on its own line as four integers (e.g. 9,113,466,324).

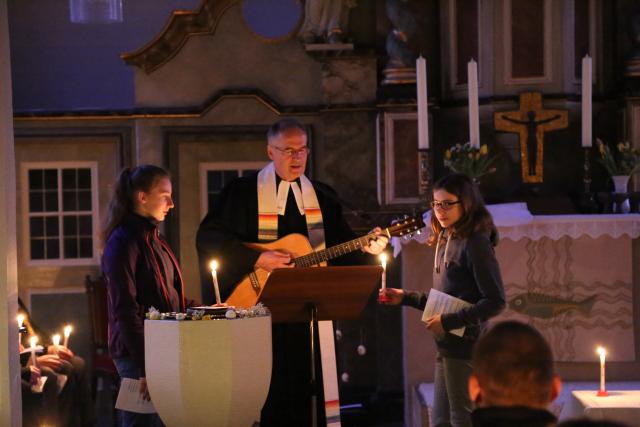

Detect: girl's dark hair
428,173,498,245
102,165,170,242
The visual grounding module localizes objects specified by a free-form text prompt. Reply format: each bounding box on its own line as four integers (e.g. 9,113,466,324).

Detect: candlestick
29,336,38,367
596,346,608,396
377,253,390,303
416,56,429,149
52,334,61,356
210,260,222,306
468,59,480,149
63,325,72,349
582,55,593,148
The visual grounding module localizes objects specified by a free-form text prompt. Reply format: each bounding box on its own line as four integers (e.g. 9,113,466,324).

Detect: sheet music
115,378,157,414
421,289,472,337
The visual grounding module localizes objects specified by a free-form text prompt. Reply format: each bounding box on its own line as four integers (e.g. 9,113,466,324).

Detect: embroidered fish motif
509,292,596,319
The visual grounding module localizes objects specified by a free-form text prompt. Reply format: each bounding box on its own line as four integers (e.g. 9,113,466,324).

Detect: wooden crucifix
494,92,568,183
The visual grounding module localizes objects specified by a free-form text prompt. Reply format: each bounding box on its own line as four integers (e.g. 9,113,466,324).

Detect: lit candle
29,336,38,367
63,325,72,348
379,253,388,291
596,346,608,396
416,56,429,149
52,334,61,356
468,59,480,149
210,260,222,306
582,55,593,148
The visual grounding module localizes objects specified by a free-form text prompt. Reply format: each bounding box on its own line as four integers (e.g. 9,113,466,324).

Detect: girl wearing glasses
380,173,505,427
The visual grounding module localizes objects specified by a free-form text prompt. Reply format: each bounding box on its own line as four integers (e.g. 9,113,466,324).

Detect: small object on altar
202,315,212,320
175,313,187,321
190,310,204,320
225,309,237,319
148,307,161,320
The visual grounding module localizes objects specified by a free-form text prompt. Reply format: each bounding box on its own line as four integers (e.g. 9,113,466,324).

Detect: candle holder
418,148,432,207
580,147,599,213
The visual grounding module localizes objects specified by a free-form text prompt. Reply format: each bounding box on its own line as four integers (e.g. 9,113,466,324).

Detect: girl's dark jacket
102,213,187,375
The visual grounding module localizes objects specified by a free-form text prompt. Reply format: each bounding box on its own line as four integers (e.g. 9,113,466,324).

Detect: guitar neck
294,233,377,268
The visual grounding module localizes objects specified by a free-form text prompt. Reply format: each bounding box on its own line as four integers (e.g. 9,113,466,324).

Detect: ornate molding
120,0,238,74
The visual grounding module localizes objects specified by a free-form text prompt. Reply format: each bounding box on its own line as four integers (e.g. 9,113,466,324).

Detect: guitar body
225,233,325,307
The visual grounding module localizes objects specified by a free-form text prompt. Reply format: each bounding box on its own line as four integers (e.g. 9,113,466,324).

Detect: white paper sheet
115,378,157,414
422,289,472,337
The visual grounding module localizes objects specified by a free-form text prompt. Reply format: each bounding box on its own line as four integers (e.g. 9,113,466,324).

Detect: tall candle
29,336,38,366
210,260,222,306
581,55,593,147
63,325,72,348
416,56,429,149
52,334,61,356
468,59,480,149
379,253,388,291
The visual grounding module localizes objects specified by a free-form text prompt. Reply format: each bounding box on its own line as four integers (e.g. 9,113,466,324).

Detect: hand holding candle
52,334,61,356
63,325,72,349
596,346,608,396
377,253,390,303
29,336,38,367
209,260,224,306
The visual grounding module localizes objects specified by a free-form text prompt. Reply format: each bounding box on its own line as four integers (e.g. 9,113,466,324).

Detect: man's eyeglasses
430,200,461,210
270,145,310,158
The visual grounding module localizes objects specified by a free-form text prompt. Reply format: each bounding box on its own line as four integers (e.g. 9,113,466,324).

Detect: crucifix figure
494,92,568,183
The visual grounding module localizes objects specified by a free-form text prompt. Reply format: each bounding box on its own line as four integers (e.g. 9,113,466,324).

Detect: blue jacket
102,213,185,375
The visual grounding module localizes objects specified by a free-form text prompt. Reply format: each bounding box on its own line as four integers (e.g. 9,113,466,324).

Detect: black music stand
259,265,383,427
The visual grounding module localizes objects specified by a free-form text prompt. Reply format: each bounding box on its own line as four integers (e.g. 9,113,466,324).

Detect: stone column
0,0,22,425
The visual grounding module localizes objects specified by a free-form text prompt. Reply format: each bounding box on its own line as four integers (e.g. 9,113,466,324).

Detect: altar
396,211,640,427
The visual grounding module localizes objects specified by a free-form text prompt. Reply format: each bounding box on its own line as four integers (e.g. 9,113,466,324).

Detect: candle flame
209,260,218,271
52,334,61,346
64,325,72,337
596,346,606,357
29,336,38,347
379,253,388,264
17,314,25,327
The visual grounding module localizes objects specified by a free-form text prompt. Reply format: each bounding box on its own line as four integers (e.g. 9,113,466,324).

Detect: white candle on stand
379,253,388,291
29,336,38,366
52,334,61,356
416,56,429,149
17,314,25,346
468,59,480,149
210,260,222,306
582,55,593,147
596,346,607,396
63,325,72,348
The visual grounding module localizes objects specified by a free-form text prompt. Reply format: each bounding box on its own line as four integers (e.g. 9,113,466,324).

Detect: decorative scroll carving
120,0,237,74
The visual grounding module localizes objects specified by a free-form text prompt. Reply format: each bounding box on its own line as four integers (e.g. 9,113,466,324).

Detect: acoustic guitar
225,216,426,307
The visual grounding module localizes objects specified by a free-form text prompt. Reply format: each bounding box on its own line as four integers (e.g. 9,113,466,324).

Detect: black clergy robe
196,172,369,427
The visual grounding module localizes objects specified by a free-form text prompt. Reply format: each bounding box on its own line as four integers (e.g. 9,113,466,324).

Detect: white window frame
199,161,268,220
21,161,100,267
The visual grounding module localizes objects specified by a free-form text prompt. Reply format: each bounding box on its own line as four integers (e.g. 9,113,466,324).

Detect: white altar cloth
561,390,640,425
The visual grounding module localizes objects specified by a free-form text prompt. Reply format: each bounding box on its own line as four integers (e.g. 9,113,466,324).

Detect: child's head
429,173,496,242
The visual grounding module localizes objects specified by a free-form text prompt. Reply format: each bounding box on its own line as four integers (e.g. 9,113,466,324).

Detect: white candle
379,253,388,290
210,260,222,306
29,336,38,366
582,55,593,147
63,325,72,348
468,59,480,149
416,56,429,149
17,314,25,346
597,346,606,394
52,334,61,356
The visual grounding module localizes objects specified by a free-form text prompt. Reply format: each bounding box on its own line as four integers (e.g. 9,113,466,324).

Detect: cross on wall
494,92,568,183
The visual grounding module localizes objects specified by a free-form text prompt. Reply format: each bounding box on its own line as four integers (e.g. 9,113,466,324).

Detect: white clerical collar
276,177,304,216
